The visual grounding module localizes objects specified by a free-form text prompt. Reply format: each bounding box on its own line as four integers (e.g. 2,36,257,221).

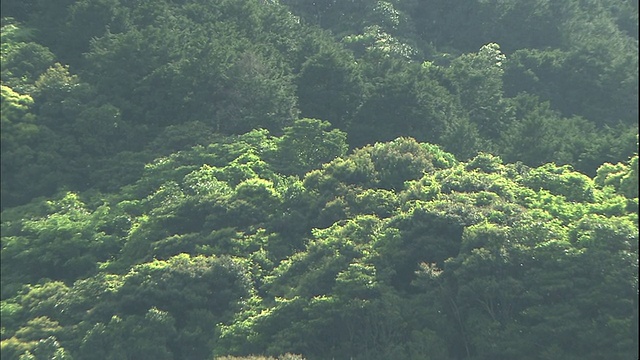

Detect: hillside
1,0,638,359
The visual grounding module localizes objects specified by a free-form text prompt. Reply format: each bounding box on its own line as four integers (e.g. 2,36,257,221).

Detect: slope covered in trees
1,130,638,359
1,0,638,359
2,0,638,210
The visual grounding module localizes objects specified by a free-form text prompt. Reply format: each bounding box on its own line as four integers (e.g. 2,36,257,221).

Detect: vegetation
1,0,637,359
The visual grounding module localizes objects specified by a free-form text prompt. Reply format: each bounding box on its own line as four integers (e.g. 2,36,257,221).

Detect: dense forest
1,0,638,359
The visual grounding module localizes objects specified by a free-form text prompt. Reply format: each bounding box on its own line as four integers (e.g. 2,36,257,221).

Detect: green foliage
274,118,348,176
342,25,418,60
522,163,596,202
444,43,511,139
78,309,176,360
3,134,638,359
0,85,38,207
295,49,363,129
596,155,639,199
0,19,55,90
1,193,123,283
322,137,454,191
1,1,639,359
348,58,464,149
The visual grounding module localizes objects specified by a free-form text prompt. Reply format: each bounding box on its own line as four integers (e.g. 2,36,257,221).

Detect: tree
295,49,363,129
214,50,298,135
444,43,512,140
1,193,124,283
77,309,176,360
0,20,55,90
112,254,252,358
0,85,39,208
348,59,460,148
274,118,348,176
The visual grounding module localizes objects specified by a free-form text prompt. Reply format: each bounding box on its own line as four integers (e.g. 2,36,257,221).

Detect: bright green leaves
118,254,251,318
619,155,639,199
2,133,638,359
78,309,176,360
465,152,504,173
447,224,529,357
1,1,638,359
0,281,72,359
595,155,639,199
1,193,123,284
72,254,252,359
365,138,437,190
33,63,85,104
436,204,635,359
183,164,233,198
322,137,452,191
0,20,130,208
334,262,379,299
343,25,417,60
523,163,596,202
266,215,379,299
512,212,639,359
229,178,282,229
0,86,38,193
0,85,34,121
0,20,55,90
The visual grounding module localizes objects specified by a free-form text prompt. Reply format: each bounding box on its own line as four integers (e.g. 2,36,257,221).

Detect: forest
0,0,638,359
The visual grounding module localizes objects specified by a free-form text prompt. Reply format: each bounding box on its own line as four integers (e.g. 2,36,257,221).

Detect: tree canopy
1,0,638,359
